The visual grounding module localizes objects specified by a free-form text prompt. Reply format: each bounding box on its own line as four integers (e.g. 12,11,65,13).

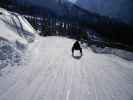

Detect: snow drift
0,8,36,70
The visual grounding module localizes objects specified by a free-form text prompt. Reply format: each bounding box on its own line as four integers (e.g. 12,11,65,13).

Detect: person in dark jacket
72,40,82,56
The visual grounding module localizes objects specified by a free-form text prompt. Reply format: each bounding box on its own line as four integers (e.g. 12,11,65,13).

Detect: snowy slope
0,8,36,70
0,7,133,100
0,36,133,100
0,8,36,43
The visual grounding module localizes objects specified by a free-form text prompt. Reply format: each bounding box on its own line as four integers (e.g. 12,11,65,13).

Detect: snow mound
0,8,36,71
0,8,36,43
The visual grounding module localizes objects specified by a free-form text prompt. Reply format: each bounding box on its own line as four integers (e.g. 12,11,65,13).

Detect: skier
72,40,82,57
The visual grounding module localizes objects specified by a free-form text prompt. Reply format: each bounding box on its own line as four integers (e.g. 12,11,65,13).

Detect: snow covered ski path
0,36,133,100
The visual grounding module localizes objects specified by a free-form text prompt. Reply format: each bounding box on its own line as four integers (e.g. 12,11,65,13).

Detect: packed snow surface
0,36,133,100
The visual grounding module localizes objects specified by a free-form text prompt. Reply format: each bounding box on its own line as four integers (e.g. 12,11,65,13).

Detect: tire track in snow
0,38,67,100
31,46,71,100
0,37,133,100
18,48,66,100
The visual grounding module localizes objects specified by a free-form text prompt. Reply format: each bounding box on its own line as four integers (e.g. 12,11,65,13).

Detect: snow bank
0,8,36,71
90,45,133,61
0,8,36,43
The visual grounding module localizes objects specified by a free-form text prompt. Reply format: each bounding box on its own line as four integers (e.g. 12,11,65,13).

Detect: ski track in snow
0,36,133,100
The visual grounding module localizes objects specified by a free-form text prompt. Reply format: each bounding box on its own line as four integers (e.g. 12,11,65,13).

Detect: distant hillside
75,0,133,25
3,0,133,48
